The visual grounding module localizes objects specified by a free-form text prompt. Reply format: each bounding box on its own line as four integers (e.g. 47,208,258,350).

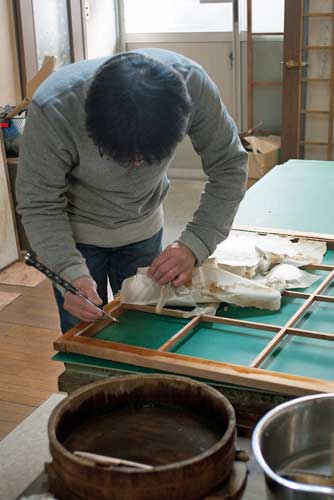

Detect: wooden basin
48,375,236,500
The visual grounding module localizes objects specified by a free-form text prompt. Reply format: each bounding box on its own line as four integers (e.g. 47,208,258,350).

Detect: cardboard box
241,135,281,180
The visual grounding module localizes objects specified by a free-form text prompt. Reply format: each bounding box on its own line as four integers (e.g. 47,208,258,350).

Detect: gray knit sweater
16,48,248,285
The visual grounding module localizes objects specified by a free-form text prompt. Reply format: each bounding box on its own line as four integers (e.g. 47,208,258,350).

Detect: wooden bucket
48,375,236,500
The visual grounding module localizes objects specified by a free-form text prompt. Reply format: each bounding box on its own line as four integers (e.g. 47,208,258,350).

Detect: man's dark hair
85,52,192,165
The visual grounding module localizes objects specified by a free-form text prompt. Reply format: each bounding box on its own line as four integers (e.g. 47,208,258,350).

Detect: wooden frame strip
284,291,334,303
247,0,253,131
233,225,334,244
253,81,282,87
54,333,334,396
123,304,280,332
281,0,304,162
250,269,334,368
301,141,333,146
285,327,334,341
301,110,330,114
158,317,201,351
301,78,331,82
304,13,334,18
304,45,334,50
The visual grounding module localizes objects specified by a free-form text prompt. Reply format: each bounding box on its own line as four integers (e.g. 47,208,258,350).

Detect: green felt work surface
264,336,334,380
324,280,334,296
95,309,187,349
217,296,304,327
321,249,334,266
171,323,273,365
234,160,334,234
296,300,334,334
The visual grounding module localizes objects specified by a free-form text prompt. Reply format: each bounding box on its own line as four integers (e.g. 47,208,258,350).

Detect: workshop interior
1,1,334,499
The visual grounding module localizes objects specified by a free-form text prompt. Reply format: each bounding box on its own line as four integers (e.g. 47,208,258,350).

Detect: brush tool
24,252,118,323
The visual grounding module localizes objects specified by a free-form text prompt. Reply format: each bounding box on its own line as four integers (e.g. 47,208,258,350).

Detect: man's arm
16,102,103,320
148,67,248,285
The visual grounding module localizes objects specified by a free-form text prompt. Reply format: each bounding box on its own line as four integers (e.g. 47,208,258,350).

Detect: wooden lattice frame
282,0,334,161
55,229,334,397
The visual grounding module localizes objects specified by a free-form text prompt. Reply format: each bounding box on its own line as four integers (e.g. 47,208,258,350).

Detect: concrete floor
162,178,205,247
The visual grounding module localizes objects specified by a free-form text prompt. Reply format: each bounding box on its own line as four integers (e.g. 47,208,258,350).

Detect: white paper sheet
121,265,282,311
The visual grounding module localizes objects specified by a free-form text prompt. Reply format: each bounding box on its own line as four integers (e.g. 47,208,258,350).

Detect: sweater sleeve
177,68,248,264
16,101,91,286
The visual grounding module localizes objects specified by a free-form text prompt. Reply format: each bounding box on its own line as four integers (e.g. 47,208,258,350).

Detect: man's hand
63,276,104,322
147,243,196,287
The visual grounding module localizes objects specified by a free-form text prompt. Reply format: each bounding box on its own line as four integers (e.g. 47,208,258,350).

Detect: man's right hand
63,276,104,322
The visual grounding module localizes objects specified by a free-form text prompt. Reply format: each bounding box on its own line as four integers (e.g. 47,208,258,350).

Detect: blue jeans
54,229,163,333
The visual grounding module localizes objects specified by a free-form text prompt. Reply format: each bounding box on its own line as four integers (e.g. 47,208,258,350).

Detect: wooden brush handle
74,451,153,470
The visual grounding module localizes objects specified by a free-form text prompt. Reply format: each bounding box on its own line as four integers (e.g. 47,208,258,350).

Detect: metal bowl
252,393,334,499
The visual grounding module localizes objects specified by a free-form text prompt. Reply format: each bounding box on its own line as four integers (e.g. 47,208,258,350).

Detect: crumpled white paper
121,264,282,311
210,231,326,277
120,231,326,313
254,263,321,293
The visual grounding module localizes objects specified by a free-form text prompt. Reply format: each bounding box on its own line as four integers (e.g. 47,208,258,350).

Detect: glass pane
253,37,283,81
94,310,188,349
245,0,284,33
124,0,233,33
324,279,334,296
254,86,282,132
302,144,328,160
264,335,334,380
296,299,334,334
304,113,329,142
33,0,72,69
218,296,304,327
302,81,331,112
309,0,333,14
172,322,273,366
307,17,333,47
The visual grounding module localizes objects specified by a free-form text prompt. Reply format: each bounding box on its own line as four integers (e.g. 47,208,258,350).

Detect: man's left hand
147,242,196,287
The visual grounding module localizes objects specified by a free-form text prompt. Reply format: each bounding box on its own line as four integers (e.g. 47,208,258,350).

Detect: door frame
281,0,304,162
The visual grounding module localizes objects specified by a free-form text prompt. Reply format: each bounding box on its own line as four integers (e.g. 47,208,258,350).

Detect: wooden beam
281,0,304,162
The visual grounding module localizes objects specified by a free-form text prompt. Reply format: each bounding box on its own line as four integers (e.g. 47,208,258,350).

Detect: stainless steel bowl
252,393,334,499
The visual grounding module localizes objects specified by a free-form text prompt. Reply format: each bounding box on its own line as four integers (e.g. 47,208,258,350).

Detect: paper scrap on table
210,231,327,277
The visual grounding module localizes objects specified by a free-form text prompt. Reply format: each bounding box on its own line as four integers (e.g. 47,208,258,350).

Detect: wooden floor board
0,400,36,421
0,278,63,439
